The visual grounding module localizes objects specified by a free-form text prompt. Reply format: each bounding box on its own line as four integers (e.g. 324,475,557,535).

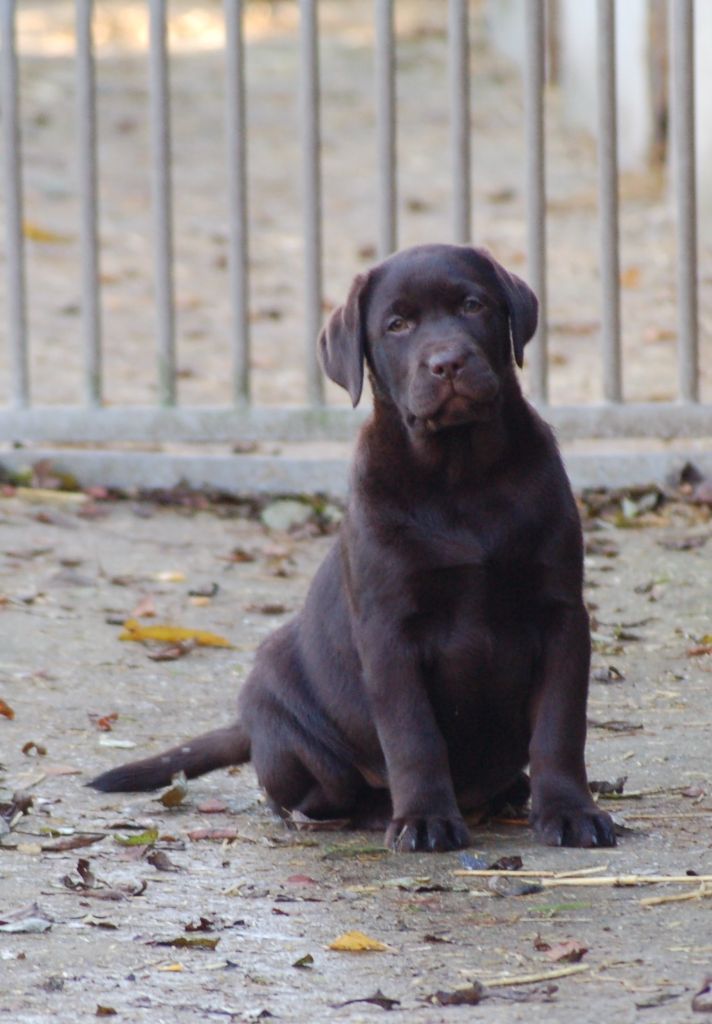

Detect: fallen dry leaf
188,583,219,598
81,914,118,930
245,602,288,615
22,741,47,756
196,799,227,814
88,712,118,732
184,916,218,932
681,786,706,799
489,855,523,871
152,935,219,950
224,546,256,563
635,990,684,1010
429,983,485,1006
643,325,676,343
147,639,197,661
620,265,641,288
543,939,589,963
591,665,625,683
113,828,158,847
328,930,389,952
589,776,627,795
187,828,239,842
159,773,189,808
488,876,543,897
0,698,15,719
286,809,350,831
0,792,33,830
692,975,712,1013
63,858,100,892
12,487,87,507
119,619,234,648
22,221,71,243
292,953,315,969
146,850,180,872
132,594,157,618
334,989,400,1010
42,834,104,853
0,902,52,933
658,535,708,551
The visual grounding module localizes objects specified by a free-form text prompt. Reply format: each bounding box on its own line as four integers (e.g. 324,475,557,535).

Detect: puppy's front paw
386,815,471,853
532,802,616,848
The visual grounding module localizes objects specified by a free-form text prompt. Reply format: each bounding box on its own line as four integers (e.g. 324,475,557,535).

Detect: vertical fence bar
149,0,176,406
375,0,396,257
448,0,471,243
76,0,102,406
299,0,324,405
224,0,250,403
669,0,698,403
523,0,547,403
596,0,622,402
1,0,28,407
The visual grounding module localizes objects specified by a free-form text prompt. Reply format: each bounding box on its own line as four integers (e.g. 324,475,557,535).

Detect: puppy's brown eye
462,297,483,314
387,316,409,333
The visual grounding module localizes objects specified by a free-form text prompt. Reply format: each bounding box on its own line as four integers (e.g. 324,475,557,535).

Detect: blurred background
0,0,710,413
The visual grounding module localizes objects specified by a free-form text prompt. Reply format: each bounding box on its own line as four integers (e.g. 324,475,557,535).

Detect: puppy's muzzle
427,349,467,381
423,343,499,400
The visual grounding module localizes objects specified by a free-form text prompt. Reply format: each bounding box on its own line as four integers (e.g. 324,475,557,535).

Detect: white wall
486,0,712,244
559,0,652,171
486,0,527,66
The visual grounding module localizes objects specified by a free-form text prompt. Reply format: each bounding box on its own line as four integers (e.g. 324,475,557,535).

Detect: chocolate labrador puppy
91,244,615,852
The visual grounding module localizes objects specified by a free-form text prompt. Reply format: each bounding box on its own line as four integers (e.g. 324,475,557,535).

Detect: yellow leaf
22,220,72,243
12,487,88,506
328,930,389,952
151,571,186,583
157,963,184,972
119,619,234,648
620,266,641,289
159,772,189,808
114,828,159,847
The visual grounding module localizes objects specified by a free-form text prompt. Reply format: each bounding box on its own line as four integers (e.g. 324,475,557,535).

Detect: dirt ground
0,0,710,410
1,487,712,1023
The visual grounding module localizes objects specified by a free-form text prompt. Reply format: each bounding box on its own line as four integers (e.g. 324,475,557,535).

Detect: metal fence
0,0,710,496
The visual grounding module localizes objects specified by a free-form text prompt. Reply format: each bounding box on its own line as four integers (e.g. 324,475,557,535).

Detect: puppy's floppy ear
493,264,538,369
471,249,538,368
317,272,368,407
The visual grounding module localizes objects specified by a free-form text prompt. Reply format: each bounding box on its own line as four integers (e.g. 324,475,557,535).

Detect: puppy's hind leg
248,701,366,824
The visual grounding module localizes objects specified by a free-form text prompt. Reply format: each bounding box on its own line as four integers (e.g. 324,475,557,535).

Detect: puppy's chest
411,501,544,604
403,506,545,662
409,554,540,629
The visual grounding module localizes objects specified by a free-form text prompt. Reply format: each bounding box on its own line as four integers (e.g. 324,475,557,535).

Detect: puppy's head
318,244,537,432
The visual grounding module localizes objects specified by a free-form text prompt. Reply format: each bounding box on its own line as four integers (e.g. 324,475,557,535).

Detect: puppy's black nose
428,351,465,380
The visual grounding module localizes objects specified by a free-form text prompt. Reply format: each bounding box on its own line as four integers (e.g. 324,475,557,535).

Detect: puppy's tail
88,721,250,793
